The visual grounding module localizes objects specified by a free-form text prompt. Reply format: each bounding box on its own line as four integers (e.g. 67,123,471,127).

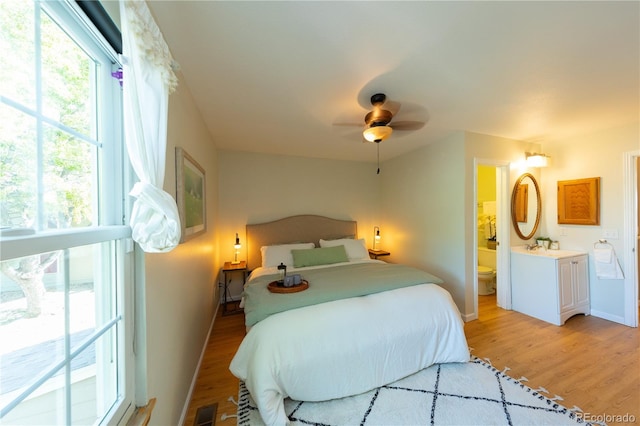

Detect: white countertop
511,245,587,259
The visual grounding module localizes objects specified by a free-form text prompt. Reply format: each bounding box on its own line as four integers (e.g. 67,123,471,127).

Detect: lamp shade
363,125,393,142
373,226,381,250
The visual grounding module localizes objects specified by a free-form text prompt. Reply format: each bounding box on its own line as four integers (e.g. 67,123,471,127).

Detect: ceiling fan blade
389,120,426,131
382,99,401,117
333,121,363,127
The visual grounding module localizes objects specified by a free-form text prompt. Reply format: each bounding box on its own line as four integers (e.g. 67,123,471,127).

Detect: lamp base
231,260,240,264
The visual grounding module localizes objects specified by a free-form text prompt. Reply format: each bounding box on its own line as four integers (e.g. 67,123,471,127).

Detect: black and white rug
234,357,595,425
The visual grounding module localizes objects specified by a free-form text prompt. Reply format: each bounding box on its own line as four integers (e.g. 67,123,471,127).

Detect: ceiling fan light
363,125,393,142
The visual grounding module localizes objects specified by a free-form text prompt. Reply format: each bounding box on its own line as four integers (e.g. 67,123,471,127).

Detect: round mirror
511,173,541,240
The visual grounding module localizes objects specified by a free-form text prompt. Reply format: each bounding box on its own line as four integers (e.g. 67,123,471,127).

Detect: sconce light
373,226,381,250
525,152,550,168
232,233,241,264
363,125,393,143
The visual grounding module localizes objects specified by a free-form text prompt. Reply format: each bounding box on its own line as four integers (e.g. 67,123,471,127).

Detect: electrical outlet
602,229,619,239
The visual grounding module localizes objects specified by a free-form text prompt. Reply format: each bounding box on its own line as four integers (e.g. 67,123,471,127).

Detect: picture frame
176,147,206,242
557,177,600,225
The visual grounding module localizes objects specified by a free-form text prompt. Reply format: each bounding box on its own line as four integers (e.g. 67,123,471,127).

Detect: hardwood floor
183,297,639,425
183,301,246,426
466,295,639,425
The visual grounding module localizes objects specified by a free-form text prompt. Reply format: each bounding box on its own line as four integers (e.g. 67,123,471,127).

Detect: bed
229,215,469,426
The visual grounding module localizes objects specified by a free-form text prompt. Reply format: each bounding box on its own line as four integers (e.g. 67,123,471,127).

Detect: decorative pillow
261,242,315,268
291,245,349,268
319,238,369,261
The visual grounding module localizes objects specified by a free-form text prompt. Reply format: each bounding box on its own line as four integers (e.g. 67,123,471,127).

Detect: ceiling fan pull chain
377,142,380,174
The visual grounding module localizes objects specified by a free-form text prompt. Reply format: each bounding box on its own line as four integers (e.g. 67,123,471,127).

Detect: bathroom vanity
511,246,589,326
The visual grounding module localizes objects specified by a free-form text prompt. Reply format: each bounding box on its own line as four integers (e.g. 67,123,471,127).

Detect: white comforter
229,282,469,426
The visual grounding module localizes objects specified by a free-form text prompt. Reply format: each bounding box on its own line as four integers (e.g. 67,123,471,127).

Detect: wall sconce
373,226,381,250
525,152,550,168
232,233,241,264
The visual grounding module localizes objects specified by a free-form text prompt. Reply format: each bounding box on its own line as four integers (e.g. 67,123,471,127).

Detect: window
1,1,134,424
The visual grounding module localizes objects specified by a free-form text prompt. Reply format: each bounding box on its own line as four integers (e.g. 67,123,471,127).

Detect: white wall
143,78,220,424
381,133,466,308
217,150,380,297
540,122,639,323
382,124,637,323
381,131,538,317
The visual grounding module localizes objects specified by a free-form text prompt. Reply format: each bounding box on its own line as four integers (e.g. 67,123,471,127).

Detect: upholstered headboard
246,215,357,270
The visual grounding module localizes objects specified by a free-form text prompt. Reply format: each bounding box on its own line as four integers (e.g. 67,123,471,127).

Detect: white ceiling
147,1,639,163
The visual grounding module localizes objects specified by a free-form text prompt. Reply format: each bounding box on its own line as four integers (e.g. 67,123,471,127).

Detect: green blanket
243,262,444,327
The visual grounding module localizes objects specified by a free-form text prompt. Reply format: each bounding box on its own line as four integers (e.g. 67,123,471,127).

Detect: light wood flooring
183,296,639,426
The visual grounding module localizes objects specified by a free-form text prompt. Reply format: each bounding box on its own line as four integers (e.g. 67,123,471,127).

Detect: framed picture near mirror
557,177,600,225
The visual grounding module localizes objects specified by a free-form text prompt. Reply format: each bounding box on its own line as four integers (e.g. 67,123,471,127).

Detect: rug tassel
219,396,239,422
501,366,510,374
569,405,583,413
518,376,529,382
483,357,492,366
549,395,564,402
533,386,549,394
220,413,237,421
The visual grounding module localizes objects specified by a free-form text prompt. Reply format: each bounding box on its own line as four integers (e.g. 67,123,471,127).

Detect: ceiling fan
336,93,427,173
359,93,426,143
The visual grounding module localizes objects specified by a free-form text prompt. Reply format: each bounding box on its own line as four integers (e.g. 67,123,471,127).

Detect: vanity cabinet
511,249,589,326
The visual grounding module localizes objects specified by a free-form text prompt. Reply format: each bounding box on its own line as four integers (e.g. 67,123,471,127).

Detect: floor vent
194,403,218,426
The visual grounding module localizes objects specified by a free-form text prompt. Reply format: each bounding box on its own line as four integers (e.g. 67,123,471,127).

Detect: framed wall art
557,177,600,225
176,147,206,242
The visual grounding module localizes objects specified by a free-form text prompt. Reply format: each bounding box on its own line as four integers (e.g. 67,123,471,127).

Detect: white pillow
261,243,315,268
319,238,369,261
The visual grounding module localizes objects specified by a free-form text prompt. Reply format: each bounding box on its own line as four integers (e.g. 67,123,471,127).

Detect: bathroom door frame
622,150,639,327
473,159,511,317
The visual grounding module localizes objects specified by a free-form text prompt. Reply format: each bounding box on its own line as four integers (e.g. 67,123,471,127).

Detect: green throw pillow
291,245,349,268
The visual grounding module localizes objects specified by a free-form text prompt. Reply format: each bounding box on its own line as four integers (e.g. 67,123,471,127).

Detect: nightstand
222,261,247,315
368,249,390,260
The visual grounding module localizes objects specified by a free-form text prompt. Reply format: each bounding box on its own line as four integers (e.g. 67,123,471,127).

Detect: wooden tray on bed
268,280,309,293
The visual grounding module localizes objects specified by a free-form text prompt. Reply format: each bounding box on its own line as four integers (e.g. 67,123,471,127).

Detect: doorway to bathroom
474,161,510,317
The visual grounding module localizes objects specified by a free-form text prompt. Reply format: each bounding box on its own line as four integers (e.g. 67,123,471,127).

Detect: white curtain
120,0,181,252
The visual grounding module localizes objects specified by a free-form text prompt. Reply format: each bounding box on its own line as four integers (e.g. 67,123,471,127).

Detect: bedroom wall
381,132,467,308
217,150,380,298
381,131,537,317
143,77,220,424
539,122,639,323
389,124,638,323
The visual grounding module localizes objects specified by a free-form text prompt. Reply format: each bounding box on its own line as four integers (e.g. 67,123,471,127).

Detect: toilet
478,247,497,295
477,266,496,295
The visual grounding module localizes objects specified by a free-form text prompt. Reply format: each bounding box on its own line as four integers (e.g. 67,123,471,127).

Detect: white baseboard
462,312,478,322
178,301,220,426
590,309,625,325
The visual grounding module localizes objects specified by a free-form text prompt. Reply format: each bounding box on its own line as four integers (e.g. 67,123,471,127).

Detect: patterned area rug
235,357,594,425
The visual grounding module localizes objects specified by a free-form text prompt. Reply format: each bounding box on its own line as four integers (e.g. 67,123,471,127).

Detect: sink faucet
525,244,538,251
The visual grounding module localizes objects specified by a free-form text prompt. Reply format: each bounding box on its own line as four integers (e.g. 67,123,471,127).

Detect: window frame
0,0,136,424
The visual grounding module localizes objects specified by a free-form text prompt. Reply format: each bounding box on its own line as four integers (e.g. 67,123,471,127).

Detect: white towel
593,248,612,263
593,247,624,279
